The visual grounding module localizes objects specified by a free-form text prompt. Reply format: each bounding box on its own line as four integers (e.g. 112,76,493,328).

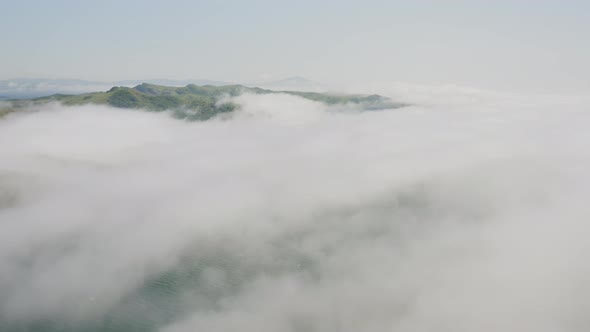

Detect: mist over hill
0,79,231,100
1,83,404,120
1,84,590,331
247,76,328,92
0,77,326,100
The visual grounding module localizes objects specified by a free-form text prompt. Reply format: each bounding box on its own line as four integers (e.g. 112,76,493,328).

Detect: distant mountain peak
275,76,313,82
252,76,327,92
266,76,318,85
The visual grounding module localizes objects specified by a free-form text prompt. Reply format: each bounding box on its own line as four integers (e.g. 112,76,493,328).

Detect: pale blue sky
1,0,589,92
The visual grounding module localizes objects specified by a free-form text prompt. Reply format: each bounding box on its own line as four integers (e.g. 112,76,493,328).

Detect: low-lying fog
1,86,590,331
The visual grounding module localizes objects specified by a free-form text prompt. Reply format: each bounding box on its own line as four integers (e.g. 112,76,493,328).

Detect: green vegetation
0,83,405,120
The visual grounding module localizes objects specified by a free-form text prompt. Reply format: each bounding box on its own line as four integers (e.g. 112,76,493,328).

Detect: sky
1,0,590,93
3,85,590,331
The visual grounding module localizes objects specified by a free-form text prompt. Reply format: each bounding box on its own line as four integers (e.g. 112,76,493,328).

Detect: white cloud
1,88,590,331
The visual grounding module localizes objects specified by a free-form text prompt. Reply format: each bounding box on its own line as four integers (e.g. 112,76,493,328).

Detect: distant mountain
113,79,230,88
1,83,405,120
248,76,328,92
0,78,231,99
0,79,113,99
1,77,330,99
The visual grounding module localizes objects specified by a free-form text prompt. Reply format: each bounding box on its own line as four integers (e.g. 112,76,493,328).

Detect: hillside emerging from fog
1,83,404,120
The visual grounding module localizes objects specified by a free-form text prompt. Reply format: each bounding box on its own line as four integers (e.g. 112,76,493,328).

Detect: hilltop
1,83,405,120
247,76,328,92
0,78,231,99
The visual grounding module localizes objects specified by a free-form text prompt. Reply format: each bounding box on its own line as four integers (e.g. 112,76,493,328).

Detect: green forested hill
1,83,405,120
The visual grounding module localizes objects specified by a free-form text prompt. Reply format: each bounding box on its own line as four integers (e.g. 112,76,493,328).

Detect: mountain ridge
1,83,406,120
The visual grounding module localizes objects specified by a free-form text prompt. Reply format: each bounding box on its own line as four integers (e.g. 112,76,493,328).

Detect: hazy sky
2,0,589,93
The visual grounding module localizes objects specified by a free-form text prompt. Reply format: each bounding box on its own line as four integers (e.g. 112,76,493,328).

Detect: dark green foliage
108,89,140,108
144,95,182,111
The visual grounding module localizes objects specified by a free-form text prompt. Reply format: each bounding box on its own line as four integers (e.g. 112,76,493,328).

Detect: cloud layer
1,89,590,331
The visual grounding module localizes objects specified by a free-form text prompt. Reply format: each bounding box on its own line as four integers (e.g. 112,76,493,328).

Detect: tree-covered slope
1,83,405,120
